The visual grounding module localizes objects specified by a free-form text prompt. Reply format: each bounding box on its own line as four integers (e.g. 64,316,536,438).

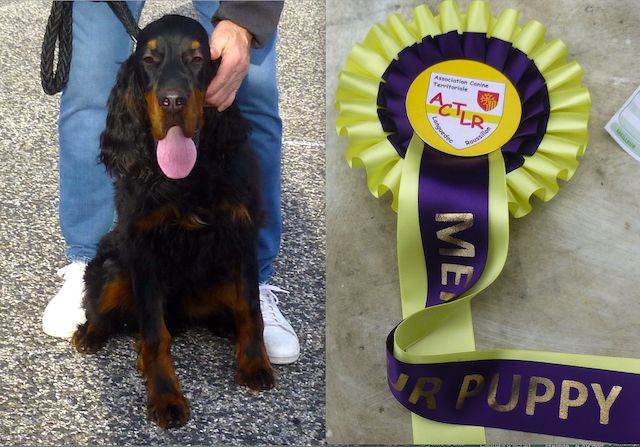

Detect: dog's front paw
147,392,190,429
236,364,276,391
72,322,106,354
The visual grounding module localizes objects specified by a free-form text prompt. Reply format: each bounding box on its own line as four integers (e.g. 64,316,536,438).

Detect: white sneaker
259,284,300,364
42,262,87,338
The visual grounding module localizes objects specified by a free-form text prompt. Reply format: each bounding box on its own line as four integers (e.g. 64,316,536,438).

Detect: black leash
105,1,142,40
40,1,72,95
40,1,142,95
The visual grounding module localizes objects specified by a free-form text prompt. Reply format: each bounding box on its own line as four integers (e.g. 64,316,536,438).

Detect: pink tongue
156,126,197,179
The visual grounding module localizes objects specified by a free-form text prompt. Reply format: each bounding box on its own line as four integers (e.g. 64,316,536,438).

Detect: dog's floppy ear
99,56,152,178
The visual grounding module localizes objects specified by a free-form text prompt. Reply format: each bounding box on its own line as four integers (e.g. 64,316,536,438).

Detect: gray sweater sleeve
212,1,284,48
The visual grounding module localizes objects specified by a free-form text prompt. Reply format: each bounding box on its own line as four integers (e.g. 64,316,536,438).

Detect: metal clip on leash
40,1,141,95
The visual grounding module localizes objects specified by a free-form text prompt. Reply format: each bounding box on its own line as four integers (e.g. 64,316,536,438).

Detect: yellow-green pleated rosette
336,0,590,217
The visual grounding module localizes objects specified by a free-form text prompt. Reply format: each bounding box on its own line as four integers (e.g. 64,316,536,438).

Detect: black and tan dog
71,15,274,429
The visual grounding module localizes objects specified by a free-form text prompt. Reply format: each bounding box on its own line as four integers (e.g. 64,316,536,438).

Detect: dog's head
136,15,213,141
136,15,214,179
101,15,216,180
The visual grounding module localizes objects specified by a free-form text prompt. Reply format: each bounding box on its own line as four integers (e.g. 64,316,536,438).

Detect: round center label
406,59,522,157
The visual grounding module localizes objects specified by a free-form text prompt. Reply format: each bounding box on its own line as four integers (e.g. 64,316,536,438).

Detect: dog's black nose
158,90,187,112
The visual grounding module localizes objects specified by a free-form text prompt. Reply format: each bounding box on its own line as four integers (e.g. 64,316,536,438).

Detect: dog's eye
143,56,156,64
192,56,204,63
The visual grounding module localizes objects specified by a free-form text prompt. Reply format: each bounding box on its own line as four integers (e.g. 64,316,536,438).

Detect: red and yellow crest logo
477,90,500,112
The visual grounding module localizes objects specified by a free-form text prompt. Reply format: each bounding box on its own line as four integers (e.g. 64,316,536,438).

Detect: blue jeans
59,1,282,283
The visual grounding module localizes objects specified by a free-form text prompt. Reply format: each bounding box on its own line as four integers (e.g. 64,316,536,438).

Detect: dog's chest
125,203,248,279
134,205,208,232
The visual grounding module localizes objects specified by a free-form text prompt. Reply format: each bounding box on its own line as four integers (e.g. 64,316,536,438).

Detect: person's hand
205,20,252,112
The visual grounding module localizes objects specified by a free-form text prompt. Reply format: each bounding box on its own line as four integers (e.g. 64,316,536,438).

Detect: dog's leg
73,251,134,353
232,259,276,391
140,318,190,429
133,266,189,429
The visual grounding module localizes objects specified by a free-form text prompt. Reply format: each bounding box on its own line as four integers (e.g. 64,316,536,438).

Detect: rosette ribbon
336,1,640,443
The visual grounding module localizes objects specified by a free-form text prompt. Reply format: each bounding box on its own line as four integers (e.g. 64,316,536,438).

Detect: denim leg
193,2,283,284
58,1,144,263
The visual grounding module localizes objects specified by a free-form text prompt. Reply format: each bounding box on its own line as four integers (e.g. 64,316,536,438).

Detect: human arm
205,1,284,111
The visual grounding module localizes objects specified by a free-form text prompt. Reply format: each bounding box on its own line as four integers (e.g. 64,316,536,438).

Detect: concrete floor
327,0,640,444
0,1,324,444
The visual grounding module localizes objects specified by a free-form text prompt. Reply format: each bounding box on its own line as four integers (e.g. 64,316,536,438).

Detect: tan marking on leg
231,281,275,390
98,278,133,313
142,319,189,429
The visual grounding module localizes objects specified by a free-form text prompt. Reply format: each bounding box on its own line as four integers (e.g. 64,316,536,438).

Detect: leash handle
40,1,72,95
40,1,140,95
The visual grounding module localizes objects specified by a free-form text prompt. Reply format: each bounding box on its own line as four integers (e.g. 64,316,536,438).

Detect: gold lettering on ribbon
439,292,457,301
389,373,409,392
408,377,443,410
526,376,555,416
441,264,474,287
559,380,588,420
487,373,521,412
435,213,475,257
591,383,622,425
456,374,485,410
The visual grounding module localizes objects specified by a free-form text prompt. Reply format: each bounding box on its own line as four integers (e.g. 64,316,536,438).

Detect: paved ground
0,1,324,445
327,0,640,444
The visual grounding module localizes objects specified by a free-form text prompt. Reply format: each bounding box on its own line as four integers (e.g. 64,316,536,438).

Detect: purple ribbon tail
387,330,640,443
418,145,489,306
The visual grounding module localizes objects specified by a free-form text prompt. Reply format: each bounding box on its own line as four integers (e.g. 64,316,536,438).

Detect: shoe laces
259,284,289,325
